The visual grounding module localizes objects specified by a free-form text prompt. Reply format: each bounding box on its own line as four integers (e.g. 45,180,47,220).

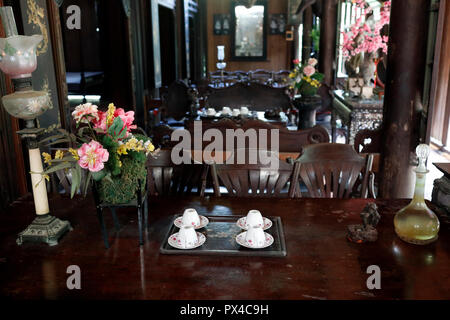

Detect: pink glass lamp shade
0,35,43,79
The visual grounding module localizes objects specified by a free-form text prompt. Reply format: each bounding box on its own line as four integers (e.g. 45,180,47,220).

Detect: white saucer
236,217,272,230
236,231,274,249
174,215,209,229
168,232,206,250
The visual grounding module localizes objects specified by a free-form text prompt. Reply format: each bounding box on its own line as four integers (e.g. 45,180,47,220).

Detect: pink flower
303,65,316,77
307,58,318,67
93,107,137,136
293,59,300,64
114,108,137,133
77,140,109,172
93,111,107,132
72,103,99,123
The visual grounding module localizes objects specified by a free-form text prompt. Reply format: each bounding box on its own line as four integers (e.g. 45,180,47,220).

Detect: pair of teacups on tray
168,209,274,250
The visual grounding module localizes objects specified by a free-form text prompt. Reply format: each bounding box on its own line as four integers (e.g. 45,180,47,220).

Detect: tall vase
394,144,440,245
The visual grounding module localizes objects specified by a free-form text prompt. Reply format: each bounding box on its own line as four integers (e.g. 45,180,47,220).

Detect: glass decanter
394,144,440,245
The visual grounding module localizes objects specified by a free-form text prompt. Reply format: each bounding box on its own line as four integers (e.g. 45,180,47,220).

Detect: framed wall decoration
231,0,267,61
213,14,231,35
269,14,287,35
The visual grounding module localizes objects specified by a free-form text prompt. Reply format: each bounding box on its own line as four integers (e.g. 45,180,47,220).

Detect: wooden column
318,0,337,88
380,0,430,199
302,6,313,63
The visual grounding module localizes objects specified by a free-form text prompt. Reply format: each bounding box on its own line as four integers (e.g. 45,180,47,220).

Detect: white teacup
245,210,264,229
221,107,231,115
206,108,216,116
181,208,200,228
240,106,249,116
178,226,198,248
232,108,240,117
245,226,266,247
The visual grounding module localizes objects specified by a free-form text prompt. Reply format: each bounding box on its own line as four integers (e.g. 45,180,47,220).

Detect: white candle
217,45,225,61
29,148,50,215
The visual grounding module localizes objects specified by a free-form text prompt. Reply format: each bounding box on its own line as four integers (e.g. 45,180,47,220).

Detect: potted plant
341,0,390,97
40,102,156,204
289,58,324,129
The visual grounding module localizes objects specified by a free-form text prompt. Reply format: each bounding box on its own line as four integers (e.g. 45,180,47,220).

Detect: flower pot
293,95,322,130
97,156,147,205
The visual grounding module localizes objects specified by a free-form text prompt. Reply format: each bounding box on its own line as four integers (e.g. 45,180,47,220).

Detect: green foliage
311,27,320,53
108,117,127,140
97,155,147,204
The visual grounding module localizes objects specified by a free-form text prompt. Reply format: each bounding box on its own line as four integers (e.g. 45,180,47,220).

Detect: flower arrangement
341,0,391,75
289,58,324,97
41,102,155,201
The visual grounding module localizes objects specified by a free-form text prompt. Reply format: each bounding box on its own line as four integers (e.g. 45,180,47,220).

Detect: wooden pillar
380,0,430,199
318,0,337,88
302,6,313,63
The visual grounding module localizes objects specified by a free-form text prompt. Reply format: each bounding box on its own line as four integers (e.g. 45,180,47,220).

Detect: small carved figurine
347,203,380,243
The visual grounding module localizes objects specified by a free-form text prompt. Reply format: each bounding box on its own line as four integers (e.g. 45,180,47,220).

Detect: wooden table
332,90,384,144
1,195,450,299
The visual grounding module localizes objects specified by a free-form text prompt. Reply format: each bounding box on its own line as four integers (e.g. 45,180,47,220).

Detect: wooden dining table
1,194,450,299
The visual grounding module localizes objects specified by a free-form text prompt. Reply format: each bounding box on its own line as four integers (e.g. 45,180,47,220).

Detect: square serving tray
159,215,287,257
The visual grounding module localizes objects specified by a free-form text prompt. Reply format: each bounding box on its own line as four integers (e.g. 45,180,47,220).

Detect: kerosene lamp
394,144,440,245
0,6,71,246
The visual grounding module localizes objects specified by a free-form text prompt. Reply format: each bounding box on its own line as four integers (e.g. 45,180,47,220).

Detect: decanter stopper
415,144,430,173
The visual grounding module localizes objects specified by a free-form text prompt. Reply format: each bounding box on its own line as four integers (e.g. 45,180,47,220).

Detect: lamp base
16,214,72,246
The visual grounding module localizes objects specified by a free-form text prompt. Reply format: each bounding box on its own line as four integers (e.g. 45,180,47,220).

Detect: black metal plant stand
92,179,148,248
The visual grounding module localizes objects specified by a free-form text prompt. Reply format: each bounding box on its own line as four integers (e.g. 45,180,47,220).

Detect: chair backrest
211,149,297,198
354,128,382,153
186,119,329,152
241,120,330,153
205,82,292,111
294,143,367,198
273,70,291,86
147,149,207,196
165,80,190,120
249,69,273,84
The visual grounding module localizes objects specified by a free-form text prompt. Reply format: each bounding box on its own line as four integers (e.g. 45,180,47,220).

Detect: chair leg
96,207,109,249
137,206,144,246
111,208,121,232
144,197,149,231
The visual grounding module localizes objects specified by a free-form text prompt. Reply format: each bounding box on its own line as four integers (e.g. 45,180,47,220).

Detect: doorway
158,5,177,87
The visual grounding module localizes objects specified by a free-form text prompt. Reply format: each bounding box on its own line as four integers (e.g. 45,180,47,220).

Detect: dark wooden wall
60,0,102,72
206,0,291,72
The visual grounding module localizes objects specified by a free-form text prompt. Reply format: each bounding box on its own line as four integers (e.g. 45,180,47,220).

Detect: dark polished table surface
1,195,450,299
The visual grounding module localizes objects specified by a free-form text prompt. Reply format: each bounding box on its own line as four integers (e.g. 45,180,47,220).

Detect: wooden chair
164,80,190,121
205,82,292,112
147,149,208,196
249,69,274,85
210,149,297,198
293,143,374,198
354,128,382,198
354,128,382,153
241,120,330,153
273,70,291,87
185,119,329,152
151,125,178,149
